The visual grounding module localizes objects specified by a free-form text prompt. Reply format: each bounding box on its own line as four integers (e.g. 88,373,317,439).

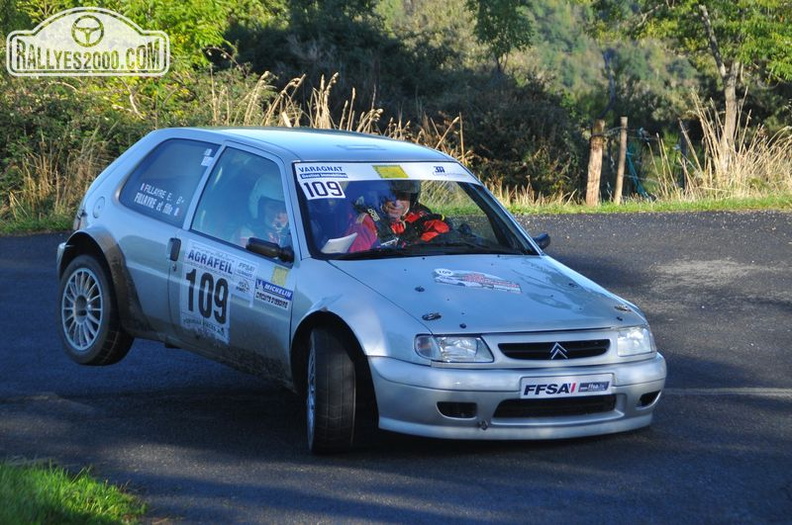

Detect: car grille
498,339,610,360
493,395,617,418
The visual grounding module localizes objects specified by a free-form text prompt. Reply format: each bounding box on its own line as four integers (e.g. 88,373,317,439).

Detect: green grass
0,214,74,235
0,460,146,525
507,194,792,216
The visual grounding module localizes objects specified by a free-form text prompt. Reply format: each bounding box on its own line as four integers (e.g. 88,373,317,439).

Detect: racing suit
346,204,450,252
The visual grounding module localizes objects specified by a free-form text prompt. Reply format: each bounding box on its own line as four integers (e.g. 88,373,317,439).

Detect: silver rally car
57,127,666,453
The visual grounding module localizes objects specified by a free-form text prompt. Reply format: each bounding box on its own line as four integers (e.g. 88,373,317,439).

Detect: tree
588,0,792,171
289,0,376,27
465,0,533,72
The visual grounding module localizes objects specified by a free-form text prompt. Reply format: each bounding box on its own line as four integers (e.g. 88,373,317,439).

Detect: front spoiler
368,354,666,440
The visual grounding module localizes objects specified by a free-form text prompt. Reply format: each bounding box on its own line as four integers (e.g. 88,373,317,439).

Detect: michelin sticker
180,241,256,343
433,268,522,294
255,279,293,310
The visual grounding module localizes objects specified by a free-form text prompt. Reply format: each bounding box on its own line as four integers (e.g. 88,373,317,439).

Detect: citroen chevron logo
550,342,568,360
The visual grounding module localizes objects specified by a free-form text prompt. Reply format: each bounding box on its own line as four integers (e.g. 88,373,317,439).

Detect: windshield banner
294,162,473,183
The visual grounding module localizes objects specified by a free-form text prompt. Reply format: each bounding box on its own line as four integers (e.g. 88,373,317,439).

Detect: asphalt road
1,211,790,524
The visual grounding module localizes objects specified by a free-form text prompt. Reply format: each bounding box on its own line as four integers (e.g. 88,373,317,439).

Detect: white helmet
249,174,285,220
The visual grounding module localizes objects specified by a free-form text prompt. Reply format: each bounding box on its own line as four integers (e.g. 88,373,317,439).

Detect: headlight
616,326,657,357
414,335,494,363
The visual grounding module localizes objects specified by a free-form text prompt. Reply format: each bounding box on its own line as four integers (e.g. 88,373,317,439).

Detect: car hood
330,255,644,334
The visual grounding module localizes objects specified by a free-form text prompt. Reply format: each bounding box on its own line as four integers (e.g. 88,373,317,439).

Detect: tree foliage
2,0,789,211
465,0,534,70
589,0,792,84
587,0,792,170
289,0,377,26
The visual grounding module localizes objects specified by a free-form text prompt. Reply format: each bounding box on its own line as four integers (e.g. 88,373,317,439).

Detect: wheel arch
59,230,154,337
58,231,106,277
292,310,380,449
292,312,350,394
291,311,377,411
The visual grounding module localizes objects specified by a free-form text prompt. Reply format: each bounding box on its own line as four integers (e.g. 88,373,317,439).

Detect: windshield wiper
427,239,526,255
333,246,414,260
334,241,526,259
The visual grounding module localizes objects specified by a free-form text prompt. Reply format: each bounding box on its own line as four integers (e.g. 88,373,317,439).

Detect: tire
306,327,357,454
58,254,133,366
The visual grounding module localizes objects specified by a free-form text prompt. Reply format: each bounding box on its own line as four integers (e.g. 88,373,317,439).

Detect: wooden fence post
614,116,628,204
586,119,606,206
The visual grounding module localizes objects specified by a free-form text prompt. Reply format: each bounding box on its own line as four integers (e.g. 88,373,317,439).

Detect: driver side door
167,145,296,379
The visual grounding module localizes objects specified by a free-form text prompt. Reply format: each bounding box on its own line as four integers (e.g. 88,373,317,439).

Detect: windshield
294,162,536,259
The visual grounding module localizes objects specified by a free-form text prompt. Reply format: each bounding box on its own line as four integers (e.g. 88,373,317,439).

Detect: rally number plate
520,374,614,399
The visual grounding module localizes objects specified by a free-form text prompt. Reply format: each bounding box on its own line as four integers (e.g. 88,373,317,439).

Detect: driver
239,174,290,246
346,179,450,252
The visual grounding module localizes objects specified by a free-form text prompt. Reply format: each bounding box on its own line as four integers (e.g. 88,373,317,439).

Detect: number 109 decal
300,179,346,200
180,241,255,343
186,269,229,324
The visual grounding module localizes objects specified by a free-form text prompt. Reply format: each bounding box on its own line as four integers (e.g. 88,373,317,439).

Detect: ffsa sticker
520,374,613,399
180,241,256,343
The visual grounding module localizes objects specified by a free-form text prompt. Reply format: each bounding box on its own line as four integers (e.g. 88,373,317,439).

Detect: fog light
638,391,661,407
437,402,478,419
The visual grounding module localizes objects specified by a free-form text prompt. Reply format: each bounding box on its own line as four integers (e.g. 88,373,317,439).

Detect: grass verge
0,460,146,525
507,193,792,216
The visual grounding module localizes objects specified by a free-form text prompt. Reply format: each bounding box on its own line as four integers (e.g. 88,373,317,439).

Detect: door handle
168,238,181,261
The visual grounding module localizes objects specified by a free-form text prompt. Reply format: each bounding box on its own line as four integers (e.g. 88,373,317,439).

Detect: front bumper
369,353,666,440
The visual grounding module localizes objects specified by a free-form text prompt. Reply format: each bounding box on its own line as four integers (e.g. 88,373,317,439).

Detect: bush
226,9,586,196
442,76,587,195
0,75,150,223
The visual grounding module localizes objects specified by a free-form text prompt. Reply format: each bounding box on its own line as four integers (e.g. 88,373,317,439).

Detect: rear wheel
59,254,133,365
306,326,356,454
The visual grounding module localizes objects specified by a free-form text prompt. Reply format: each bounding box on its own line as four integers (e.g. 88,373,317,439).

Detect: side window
192,148,289,248
119,139,218,226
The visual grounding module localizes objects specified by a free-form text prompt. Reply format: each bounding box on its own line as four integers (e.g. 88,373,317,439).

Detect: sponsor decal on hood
433,268,521,294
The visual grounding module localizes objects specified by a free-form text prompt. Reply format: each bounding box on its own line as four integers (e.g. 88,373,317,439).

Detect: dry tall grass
486,178,577,208
3,72,473,224
4,76,790,227
209,72,385,132
647,92,792,201
4,128,110,223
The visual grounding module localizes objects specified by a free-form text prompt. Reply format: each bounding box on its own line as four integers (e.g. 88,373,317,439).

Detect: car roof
164,127,454,164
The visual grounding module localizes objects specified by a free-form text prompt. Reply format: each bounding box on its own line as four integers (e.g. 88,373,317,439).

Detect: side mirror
246,237,295,263
532,233,551,250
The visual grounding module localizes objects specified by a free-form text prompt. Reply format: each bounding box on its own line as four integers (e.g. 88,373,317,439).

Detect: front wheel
58,254,133,365
306,327,357,454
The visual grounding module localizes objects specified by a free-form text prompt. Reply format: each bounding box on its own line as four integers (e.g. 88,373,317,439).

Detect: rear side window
119,139,219,226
